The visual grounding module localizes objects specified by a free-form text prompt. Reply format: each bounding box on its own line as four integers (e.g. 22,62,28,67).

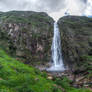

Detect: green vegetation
80,55,92,81
0,11,52,28
0,48,61,92
80,55,92,71
0,48,91,92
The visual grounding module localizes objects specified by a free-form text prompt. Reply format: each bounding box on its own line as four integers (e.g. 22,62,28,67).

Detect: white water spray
47,22,65,72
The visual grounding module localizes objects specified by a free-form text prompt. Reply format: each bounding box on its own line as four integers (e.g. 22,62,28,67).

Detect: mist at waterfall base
46,22,65,72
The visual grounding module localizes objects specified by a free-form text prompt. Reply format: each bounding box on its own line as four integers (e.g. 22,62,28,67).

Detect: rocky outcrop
58,16,92,70
0,11,54,65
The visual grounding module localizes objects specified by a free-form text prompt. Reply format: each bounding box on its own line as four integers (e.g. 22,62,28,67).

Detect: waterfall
47,22,65,72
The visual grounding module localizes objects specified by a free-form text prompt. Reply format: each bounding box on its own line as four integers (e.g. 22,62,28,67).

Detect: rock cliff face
1,11,92,71
58,16,92,70
0,11,54,65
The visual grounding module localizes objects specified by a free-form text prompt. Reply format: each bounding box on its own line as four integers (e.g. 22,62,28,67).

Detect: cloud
84,0,92,16
37,0,66,12
65,0,86,15
0,0,65,12
0,0,91,20
50,0,87,20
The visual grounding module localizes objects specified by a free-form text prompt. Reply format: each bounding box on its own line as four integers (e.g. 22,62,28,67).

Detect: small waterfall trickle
47,22,65,72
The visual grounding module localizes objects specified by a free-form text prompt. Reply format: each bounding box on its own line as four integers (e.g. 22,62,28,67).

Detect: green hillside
0,48,61,92
0,48,91,92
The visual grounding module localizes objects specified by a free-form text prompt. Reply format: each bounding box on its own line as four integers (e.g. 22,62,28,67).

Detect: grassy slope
0,48,91,92
0,48,61,92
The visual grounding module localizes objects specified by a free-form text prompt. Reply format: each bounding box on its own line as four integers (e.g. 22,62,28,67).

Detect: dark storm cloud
81,0,87,3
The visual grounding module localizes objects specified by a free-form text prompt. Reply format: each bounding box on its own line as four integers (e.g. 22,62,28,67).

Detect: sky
0,0,92,21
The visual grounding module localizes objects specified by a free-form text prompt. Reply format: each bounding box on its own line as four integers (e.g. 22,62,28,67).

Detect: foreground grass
0,48,91,92
0,49,61,92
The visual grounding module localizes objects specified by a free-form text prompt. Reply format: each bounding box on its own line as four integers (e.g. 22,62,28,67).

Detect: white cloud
0,0,91,21
50,0,87,21
84,0,92,16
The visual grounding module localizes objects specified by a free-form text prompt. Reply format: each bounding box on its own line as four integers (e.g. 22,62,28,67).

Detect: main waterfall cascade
47,22,65,72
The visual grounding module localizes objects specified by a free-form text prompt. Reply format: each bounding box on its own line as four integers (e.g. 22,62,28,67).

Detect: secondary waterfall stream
47,22,65,72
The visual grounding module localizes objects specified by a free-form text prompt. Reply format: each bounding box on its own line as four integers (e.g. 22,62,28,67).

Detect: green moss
1,15,31,23
0,11,52,28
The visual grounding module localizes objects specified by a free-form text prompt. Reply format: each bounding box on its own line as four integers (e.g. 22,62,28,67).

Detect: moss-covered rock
0,11,54,65
58,16,92,71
